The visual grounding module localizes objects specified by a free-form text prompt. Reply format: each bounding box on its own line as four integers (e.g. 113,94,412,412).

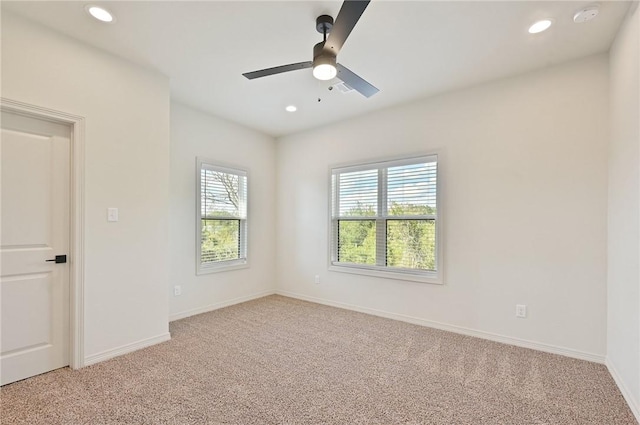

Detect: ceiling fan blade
324,0,370,55
243,61,313,80
336,63,378,98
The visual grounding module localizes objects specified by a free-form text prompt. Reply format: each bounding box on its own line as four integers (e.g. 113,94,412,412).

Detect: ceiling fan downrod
316,14,334,42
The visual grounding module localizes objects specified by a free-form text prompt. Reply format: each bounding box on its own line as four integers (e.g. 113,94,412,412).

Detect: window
330,155,441,283
197,159,247,274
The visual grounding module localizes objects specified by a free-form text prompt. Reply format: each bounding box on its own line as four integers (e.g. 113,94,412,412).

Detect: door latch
45,255,67,264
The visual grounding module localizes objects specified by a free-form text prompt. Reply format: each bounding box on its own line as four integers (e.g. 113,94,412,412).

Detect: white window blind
330,155,440,282
387,162,437,215
337,169,378,217
197,159,248,273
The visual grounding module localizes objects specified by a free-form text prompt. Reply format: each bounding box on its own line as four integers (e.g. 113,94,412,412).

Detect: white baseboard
84,332,171,366
606,358,640,423
169,289,276,322
276,290,606,364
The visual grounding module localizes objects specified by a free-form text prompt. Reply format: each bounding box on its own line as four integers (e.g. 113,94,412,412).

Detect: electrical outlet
174,285,182,296
516,304,527,318
314,275,320,284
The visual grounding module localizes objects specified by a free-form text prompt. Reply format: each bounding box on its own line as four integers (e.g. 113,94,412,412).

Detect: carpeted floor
1,295,636,424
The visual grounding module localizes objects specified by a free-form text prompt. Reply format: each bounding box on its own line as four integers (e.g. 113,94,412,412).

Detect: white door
1,111,71,385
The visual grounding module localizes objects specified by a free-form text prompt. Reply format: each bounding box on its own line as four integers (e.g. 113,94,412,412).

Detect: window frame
328,154,443,284
196,158,249,275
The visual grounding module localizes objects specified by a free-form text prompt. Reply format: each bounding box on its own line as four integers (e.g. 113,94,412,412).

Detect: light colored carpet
1,295,636,424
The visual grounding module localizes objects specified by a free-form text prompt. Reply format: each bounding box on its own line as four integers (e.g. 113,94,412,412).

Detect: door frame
1,98,86,369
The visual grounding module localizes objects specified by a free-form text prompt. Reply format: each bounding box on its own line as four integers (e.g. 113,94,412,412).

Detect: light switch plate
107,208,119,222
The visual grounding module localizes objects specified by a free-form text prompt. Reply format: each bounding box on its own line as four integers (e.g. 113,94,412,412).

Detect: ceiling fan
242,0,379,98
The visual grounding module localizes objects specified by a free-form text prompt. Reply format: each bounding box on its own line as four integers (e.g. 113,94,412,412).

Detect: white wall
607,3,640,419
169,103,277,320
1,13,171,360
276,54,610,359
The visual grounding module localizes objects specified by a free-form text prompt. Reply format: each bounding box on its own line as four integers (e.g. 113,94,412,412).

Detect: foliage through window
330,156,440,282
197,159,247,273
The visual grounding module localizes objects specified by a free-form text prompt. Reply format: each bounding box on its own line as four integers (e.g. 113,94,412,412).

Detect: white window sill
197,261,248,275
328,264,443,284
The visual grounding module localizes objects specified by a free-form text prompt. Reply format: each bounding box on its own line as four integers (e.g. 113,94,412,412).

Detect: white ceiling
3,1,631,137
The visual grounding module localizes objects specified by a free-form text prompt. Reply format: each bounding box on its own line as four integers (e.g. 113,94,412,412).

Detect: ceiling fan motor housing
313,42,337,69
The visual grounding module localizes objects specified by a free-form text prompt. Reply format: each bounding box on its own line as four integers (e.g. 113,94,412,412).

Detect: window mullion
334,174,340,219
376,167,387,267
332,174,340,263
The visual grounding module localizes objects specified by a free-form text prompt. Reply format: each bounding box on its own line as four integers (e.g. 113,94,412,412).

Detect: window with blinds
197,159,248,274
330,155,441,283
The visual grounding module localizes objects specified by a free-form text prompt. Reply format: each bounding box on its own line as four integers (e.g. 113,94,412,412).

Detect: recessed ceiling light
285,105,297,112
85,5,114,23
528,19,552,34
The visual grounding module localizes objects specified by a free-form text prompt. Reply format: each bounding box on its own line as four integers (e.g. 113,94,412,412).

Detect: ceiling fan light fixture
313,63,337,81
312,42,337,81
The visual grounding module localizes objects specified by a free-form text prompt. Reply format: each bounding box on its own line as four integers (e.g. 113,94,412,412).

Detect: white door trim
1,98,85,369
